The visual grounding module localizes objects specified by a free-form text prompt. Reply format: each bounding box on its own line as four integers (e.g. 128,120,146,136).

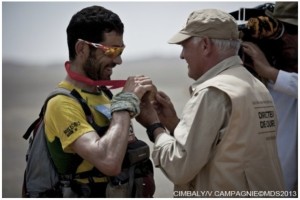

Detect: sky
2,1,267,65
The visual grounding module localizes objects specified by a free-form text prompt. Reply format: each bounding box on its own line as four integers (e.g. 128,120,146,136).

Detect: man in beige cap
242,2,298,192
137,9,285,197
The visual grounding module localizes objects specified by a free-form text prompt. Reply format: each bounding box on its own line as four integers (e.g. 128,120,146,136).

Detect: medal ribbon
65,61,126,89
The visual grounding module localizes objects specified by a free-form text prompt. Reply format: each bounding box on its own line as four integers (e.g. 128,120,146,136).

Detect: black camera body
230,3,284,76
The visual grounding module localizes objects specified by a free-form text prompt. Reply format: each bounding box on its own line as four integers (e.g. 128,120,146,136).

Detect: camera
229,3,285,77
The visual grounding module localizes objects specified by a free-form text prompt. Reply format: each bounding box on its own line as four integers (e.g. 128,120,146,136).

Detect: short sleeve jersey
44,81,111,177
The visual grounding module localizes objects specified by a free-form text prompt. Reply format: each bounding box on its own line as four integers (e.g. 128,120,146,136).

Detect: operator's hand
242,41,279,82
153,91,180,133
122,76,153,100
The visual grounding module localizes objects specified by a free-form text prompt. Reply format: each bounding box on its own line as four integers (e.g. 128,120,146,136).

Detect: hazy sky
3,1,265,65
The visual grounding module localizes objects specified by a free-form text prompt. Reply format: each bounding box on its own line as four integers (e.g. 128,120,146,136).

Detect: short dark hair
66,5,124,60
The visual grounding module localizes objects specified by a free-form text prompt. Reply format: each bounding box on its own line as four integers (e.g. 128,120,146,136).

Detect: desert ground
2,56,192,197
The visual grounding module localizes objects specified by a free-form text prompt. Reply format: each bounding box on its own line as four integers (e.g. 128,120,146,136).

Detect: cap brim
168,32,192,44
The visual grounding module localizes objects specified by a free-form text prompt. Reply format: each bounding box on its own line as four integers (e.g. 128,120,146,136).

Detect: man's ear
75,40,88,58
201,37,213,56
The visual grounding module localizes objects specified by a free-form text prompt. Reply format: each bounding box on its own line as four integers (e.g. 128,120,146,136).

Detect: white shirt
268,70,298,191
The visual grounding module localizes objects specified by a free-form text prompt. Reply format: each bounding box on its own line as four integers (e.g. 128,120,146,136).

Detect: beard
82,50,101,81
82,49,117,80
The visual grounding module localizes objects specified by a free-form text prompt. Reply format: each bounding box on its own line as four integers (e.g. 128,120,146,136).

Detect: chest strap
70,89,109,137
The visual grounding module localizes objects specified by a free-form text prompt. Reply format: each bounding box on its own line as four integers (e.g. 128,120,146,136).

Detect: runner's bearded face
81,38,124,81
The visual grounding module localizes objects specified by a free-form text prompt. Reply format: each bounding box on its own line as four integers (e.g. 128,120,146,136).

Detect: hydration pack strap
70,89,109,137
23,88,72,140
23,87,111,140
23,117,42,140
129,165,136,198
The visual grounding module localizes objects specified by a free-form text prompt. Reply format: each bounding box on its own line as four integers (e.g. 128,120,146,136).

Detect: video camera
229,3,284,76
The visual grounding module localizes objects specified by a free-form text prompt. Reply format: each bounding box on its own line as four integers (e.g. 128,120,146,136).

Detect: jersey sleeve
44,95,94,153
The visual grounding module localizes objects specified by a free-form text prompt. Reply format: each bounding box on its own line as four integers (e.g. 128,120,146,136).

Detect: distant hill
3,55,191,85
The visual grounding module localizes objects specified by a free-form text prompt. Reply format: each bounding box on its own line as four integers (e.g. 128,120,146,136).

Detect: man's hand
136,85,160,127
122,76,153,99
242,41,279,82
153,91,180,133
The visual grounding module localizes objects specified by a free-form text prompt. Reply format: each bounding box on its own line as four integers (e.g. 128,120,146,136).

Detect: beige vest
187,66,284,193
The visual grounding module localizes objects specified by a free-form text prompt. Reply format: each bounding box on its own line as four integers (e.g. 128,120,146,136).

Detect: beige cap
168,9,239,44
266,2,298,26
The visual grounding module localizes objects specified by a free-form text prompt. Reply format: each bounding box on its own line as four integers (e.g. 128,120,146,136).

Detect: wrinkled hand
153,91,180,133
242,41,279,81
122,76,153,100
136,95,160,127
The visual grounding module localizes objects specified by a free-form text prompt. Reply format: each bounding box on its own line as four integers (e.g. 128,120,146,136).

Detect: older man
137,9,284,197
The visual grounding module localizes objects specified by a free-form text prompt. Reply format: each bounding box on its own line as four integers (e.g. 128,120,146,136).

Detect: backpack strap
99,85,113,99
129,165,136,198
23,88,76,140
23,87,111,140
23,117,42,140
70,89,109,137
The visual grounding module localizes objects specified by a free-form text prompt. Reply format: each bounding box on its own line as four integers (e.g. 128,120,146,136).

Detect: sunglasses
78,39,125,58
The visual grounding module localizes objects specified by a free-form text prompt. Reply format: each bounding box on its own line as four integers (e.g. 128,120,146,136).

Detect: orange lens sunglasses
78,38,125,58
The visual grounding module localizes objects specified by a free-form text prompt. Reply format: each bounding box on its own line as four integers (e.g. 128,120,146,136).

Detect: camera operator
241,2,298,192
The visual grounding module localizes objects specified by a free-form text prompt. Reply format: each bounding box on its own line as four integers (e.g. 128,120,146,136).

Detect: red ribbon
65,61,126,89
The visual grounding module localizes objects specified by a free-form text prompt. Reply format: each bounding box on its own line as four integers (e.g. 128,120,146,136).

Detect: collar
189,56,243,95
